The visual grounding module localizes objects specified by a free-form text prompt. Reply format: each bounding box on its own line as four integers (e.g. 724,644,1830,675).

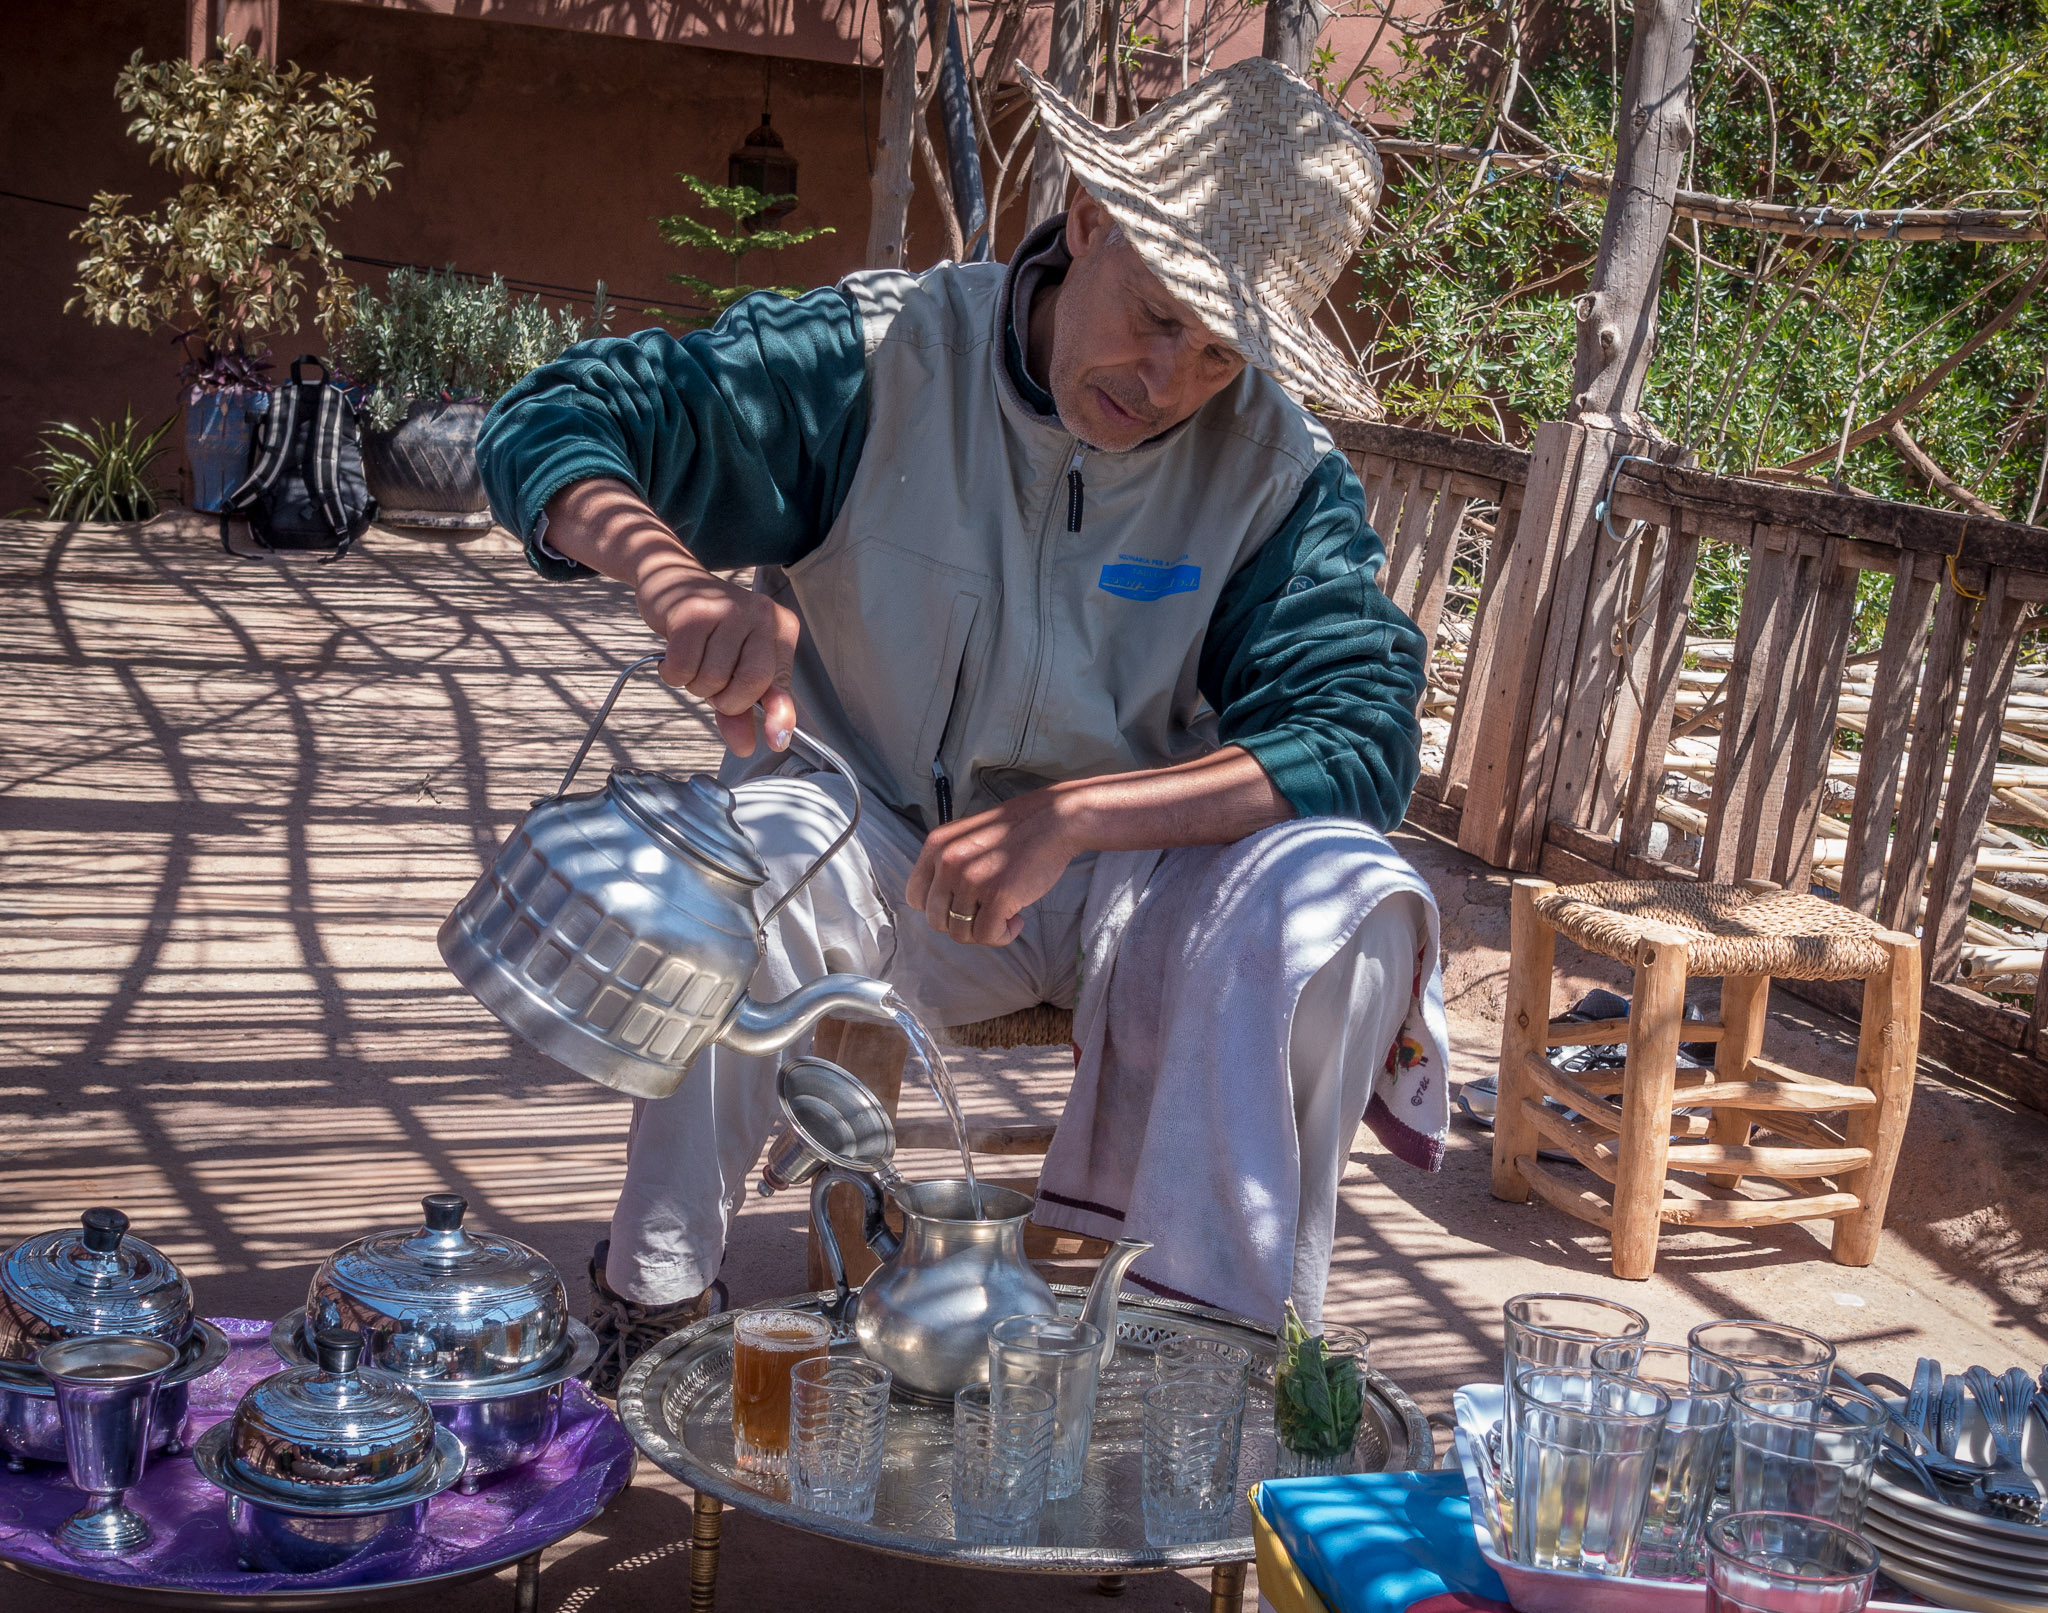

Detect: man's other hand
543,479,799,755
907,790,1082,947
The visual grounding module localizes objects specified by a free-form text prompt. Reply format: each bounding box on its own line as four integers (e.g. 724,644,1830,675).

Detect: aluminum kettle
438,653,896,1099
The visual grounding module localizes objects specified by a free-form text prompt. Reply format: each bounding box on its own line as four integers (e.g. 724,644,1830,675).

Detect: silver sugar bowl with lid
271,1193,596,1490
195,1326,466,1574
0,1207,229,1470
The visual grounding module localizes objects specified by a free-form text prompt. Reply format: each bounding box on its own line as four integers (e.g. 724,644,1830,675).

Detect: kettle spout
1078,1238,1154,1374
720,974,898,1057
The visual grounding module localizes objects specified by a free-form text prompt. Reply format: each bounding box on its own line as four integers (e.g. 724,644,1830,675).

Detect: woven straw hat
1021,56,1382,419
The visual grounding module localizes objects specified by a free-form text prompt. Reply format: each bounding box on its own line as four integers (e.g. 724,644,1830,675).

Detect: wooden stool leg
805,1017,910,1291
1494,879,1557,1203
689,1490,723,1612
1609,930,1691,1280
1705,974,1772,1190
1833,933,1921,1266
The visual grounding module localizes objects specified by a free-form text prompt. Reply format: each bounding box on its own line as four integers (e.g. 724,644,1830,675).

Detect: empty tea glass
951,1381,1055,1545
1511,1367,1669,1576
990,1314,1102,1501
1502,1293,1649,1468
789,1356,891,1522
1142,1377,1245,1546
1593,1339,1740,1578
1155,1334,1254,1390
1729,1381,1884,1531
1705,1510,1878,1613
1688,1320,1838,1386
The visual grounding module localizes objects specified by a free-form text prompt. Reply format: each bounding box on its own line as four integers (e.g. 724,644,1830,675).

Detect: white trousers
604,776,1423,1315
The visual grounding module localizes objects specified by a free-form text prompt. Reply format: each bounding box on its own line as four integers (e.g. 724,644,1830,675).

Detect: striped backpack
219,356,377,562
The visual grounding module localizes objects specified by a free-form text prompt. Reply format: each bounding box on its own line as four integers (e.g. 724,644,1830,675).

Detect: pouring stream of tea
883,991,984,1218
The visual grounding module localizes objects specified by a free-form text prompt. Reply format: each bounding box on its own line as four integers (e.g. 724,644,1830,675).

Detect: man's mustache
1087,371,1163,427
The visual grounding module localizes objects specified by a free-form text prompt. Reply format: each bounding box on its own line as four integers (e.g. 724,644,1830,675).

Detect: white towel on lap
1034,820,1450,1322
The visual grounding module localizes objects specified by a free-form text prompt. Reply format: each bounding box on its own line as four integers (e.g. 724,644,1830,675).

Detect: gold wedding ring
947,908,976,926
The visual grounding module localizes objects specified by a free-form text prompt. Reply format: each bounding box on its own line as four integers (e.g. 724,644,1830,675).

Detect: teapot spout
721,974,897,1056
1078,1238,1154,1373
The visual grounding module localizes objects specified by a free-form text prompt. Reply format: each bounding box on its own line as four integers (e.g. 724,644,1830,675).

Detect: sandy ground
4,514,2047,1611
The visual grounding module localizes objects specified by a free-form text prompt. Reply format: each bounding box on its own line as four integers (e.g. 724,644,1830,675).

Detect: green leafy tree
70,42,396,388
653,175,833,330
1337,0,2048,538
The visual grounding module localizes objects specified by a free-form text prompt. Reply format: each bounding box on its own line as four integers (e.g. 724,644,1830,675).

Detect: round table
617,1288,1431,1610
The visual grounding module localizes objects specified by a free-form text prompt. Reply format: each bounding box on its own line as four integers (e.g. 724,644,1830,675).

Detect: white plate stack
1863,1392,2048,1613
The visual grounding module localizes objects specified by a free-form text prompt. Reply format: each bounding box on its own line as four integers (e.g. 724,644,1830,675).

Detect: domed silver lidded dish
271,1193,596,1490
0,1208,228,1470
0,1207,192,1359
196,1328,466,1574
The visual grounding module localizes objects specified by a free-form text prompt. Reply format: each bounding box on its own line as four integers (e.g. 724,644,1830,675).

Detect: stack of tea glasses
1486,1295,1891,1610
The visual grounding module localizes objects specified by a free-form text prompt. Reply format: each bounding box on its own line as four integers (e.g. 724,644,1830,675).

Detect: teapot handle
809,1166,899,1331
556,653,864,930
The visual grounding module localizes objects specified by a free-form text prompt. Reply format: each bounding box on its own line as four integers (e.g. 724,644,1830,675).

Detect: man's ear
1066,189,1113,259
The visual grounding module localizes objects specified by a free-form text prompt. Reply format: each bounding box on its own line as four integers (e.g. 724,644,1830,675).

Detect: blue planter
184,387,263,512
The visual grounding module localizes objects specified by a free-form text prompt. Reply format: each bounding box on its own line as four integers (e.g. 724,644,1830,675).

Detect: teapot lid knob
80,1207,129,1254
420,1193,467,1232
314,1328,364,1374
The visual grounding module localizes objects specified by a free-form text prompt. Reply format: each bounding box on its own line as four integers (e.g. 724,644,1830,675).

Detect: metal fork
1965,1365,2043,1522
1939,1374,1967,1457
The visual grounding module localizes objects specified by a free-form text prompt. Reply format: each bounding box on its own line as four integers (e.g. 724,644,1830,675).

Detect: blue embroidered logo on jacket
1098,558,1201,601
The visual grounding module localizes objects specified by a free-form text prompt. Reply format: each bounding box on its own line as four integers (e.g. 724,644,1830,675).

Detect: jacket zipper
931,758,955,824
999,440,1083,778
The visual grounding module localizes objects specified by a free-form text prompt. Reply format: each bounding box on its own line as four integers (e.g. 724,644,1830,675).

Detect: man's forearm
1048,746,1294,852
544,478,700,588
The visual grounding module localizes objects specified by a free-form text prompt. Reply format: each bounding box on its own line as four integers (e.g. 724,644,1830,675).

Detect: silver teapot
439,653,897,1100
788,1058,1151,1400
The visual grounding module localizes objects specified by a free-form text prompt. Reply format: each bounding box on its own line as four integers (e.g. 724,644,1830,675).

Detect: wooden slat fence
1325,418,2048,1113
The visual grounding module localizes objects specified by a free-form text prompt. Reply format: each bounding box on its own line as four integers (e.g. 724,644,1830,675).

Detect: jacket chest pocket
913,588,981,823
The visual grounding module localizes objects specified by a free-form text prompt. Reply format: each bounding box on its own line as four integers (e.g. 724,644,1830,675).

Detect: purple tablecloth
0,1318,634,1595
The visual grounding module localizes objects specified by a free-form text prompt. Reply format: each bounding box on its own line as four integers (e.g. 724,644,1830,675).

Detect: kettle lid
607,770,770,888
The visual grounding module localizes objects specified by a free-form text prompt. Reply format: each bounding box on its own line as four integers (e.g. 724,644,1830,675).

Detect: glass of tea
731,1309,832,1475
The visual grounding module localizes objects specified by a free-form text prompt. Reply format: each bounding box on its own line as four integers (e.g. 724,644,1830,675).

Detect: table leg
1209,1559,1247,1613
512,1551,541,1613
1094,1573,1127,1596
690,1490,724,1611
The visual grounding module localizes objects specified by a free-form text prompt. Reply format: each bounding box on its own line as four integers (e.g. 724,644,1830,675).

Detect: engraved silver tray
618,1286,1431,1573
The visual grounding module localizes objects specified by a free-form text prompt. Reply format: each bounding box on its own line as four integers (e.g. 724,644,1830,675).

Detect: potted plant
23,409,177,523
69,43,394,512
332,268,600,531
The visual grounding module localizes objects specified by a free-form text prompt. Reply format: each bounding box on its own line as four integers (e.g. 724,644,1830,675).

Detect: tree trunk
1026,0,1101,230
1260,0,1321,75
868,0,923,268
1569,0,1696,426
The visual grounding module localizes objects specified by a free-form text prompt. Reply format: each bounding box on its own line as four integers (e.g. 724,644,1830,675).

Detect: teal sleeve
475,287,871,580
1199,450,1427,829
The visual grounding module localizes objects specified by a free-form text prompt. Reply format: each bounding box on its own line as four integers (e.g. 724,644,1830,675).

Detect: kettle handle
557,652,865,931
809,1166,899,1331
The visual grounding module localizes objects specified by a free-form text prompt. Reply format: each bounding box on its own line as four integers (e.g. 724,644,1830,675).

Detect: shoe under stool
1491,877,1920,1280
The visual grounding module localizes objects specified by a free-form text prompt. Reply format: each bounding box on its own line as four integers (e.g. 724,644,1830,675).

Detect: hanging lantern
729,114,798,228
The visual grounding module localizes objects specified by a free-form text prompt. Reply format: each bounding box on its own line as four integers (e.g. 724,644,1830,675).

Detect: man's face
1046,193,1248,452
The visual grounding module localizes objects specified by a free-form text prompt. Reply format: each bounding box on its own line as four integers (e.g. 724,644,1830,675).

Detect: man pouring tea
478,59,1450,1393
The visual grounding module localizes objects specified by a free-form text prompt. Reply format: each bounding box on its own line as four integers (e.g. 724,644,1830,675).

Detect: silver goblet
37,1334,179,1557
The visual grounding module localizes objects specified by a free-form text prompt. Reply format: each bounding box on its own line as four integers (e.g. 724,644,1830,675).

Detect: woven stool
1492,878,1920,1280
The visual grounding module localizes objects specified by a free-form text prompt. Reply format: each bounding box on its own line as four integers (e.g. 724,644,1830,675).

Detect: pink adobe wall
3,0,1008,505
3,0,1407,508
